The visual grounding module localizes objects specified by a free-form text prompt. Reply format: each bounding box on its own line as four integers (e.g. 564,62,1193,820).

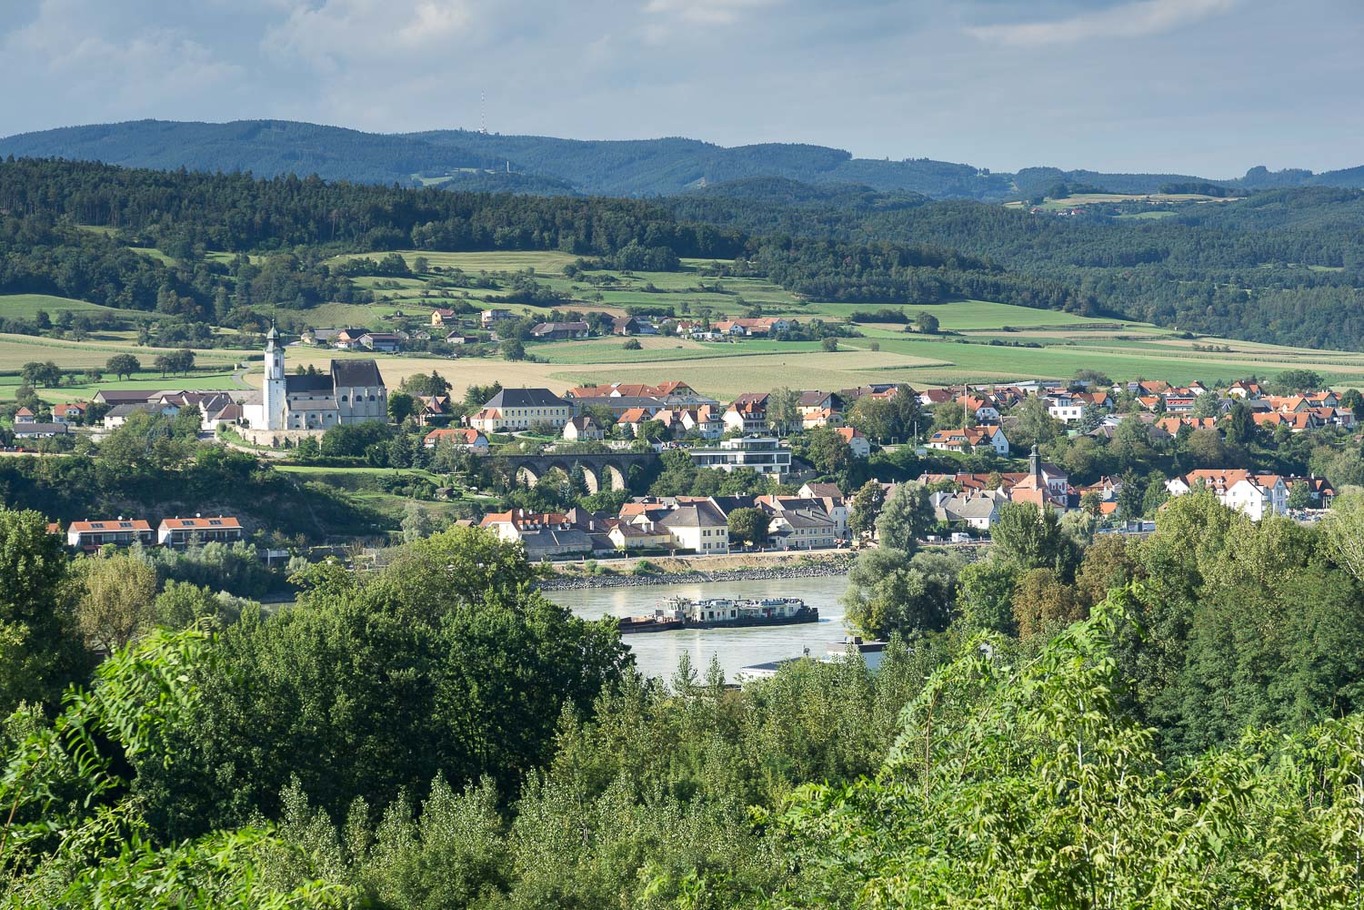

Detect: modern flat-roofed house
67,519,154,550
157,516,246,548
481,309,513,329
690,436,792,478
469,388,575,432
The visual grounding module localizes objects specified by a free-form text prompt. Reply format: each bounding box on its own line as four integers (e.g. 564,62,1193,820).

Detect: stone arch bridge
495,451,659,494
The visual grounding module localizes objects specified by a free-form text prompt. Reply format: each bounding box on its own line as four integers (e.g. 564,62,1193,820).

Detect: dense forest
3,491,1364,905
4,157,1364,347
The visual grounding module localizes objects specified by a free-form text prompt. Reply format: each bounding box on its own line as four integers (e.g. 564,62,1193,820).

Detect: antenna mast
480,90,487,135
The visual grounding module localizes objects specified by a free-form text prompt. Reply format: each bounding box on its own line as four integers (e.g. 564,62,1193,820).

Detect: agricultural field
0,294,138,320
7,247,1364,407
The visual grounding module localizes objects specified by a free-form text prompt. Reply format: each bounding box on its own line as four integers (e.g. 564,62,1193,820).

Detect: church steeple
1029,444,1041,481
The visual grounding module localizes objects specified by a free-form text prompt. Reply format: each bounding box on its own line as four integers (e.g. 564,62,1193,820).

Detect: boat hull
618,606,819,634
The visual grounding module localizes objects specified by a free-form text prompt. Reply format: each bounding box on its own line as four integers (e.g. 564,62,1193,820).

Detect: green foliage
990,502,1079,576
0,507,88,715
726,507,770,547
842,548,960,639
873,483,933,555
135,527,631,840
774,597,1364,907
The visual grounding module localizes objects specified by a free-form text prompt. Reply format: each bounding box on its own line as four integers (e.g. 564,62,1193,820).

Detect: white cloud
967,0,1237,48
643,0,783,27
262,0,473,69
3,0,242,110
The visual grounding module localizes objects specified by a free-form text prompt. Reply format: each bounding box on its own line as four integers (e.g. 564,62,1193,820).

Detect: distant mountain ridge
2,119,1362,201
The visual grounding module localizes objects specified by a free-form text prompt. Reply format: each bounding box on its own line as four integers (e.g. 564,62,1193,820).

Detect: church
241,328,388,432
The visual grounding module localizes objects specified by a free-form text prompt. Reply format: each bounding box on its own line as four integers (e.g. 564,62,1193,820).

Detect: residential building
479,509,594,559
359,332,403,353
690,436,793,477
562,415,604,441
531,321,590,341
430,308,460,327
612,315,658,336
14,407,35,424
835,426,871,458
468,388,575,432
157,516,245,548
481,309,513,329
656,500,730,553
13,422,70,439
422,428,489,452
926,425,1010,456
52,402,88,425
66,519,154,550
1165,470,1289,521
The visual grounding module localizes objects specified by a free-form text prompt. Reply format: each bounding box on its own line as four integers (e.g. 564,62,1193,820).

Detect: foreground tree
74,551,159,654
0,507,89,714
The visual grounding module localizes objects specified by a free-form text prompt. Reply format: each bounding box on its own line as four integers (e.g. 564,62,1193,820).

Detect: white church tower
262,326,287,430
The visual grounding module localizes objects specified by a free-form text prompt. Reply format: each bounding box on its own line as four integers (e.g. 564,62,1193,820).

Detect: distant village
13,311,1359,561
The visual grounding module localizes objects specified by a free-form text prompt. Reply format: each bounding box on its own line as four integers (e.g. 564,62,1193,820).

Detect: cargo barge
618,596,819,634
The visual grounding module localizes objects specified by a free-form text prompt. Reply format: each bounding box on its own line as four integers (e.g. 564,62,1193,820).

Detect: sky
1,0,1360,177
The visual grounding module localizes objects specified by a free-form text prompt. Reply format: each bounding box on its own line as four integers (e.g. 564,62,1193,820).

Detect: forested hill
6,118,1364,200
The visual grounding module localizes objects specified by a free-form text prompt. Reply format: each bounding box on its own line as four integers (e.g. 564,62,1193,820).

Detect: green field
0,294,137,319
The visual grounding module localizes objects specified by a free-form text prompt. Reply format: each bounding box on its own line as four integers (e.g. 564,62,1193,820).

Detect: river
547,573,853,681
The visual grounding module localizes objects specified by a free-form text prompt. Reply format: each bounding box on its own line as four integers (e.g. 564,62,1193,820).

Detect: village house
66,519,154,550
723,393,770,434
14,407,34,424
712,317,797,337
430,308,460,327
51,402,88,425
531,321,590,341
655,500,730,553
926,425,1010,457
358,332,403,353
333,328,367,350
479,509,594,559
612,315,658,336
157,516,245,548
835,426,872,458
422,428,489,452
562,415,605,441
481,309,513,329
930,491,1003,530
14,421,70,440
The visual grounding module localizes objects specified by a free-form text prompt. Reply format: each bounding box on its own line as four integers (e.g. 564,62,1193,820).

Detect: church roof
331,360,384,388
285,374,333,393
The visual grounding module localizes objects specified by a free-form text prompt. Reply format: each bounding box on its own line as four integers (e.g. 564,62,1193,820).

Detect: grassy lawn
0,333,249,372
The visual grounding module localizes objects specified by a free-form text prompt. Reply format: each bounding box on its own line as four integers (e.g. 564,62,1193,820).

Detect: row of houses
52,515,245,551
479,482,850,560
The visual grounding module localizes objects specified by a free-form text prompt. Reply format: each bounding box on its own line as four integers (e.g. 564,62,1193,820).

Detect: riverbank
538,551,856,591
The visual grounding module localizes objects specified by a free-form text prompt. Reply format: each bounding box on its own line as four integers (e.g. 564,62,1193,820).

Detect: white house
1165,470,1289,521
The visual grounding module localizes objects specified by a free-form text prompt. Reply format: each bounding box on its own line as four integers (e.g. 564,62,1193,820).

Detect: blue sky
1,0,1359,176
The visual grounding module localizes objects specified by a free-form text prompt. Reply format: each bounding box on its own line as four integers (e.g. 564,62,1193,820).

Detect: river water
547,574,853,681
